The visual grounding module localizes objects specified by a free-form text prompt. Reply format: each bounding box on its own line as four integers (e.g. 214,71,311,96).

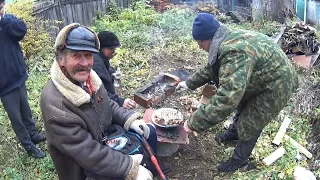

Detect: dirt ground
137,57,236,180
309,118,320,172
152,92,237,180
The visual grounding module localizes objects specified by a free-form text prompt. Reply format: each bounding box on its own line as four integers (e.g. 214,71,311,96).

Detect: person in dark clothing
0,0,46,158
93,31,137,109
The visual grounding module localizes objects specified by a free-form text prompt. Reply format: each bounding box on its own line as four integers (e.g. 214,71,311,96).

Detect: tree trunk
252,0,294,22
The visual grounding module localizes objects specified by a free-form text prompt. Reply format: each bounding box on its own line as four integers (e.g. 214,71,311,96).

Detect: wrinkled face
101,47,117,59
0,2,5,17
58,49,94,83
196,40,211,52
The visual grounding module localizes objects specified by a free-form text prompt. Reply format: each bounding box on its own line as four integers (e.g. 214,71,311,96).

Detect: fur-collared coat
40,61,141,180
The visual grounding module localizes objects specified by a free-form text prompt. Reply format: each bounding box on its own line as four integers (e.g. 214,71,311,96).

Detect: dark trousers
233,129,262,162
146,124,158,155
1,83,38,150
229,112,262,162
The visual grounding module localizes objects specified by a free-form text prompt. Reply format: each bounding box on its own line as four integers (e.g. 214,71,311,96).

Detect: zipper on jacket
91,92,105,138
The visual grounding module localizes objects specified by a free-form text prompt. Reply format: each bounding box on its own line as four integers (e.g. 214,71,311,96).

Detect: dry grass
292,69,320,117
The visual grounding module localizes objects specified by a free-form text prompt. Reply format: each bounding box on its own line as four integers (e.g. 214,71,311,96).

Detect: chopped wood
284,135,313,159
262,146,286,166
280,23,319,55
199,95,209,105
272,116,291,145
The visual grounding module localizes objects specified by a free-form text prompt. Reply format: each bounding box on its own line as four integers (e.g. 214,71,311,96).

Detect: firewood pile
279,23,319,55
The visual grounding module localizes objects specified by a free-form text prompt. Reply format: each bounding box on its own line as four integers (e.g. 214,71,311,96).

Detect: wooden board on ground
272,116,292,145
284,135,313,159
263,146,286,166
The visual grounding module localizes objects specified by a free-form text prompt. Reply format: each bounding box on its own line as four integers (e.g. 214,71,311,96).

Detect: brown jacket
40,61,141,180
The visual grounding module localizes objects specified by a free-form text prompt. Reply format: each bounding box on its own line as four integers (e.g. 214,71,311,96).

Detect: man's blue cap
192,13,220,40
66,26,99,53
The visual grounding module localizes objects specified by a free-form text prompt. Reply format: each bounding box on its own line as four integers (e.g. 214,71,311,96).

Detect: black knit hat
98,31,121,48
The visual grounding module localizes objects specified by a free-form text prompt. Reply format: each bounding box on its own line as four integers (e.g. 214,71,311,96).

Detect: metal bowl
151,108,183,130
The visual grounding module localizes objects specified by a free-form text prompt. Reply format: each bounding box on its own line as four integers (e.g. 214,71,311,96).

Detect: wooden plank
87,2,93,25
262,146,286,166
97,0,102,13
101,0,106,13
272,116,291,145
76,3,83,24
66,4,74,24
57,1,65,25
52,6,58,21
72,4,78,23
284,135,313,159
83,3,89,26
93,1,97,16
61,3,68,25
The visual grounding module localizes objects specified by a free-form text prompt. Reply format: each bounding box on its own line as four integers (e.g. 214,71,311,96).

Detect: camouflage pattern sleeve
188,51,255,132
186,64,214,90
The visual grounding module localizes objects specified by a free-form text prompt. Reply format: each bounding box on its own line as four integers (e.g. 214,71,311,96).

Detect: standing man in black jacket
93,31,137,109
0,0,45,158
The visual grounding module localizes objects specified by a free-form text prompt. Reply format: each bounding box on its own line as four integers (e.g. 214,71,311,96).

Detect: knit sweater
0,14,27,97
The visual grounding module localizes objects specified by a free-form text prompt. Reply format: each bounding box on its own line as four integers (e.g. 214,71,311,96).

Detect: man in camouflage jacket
176,13,298,173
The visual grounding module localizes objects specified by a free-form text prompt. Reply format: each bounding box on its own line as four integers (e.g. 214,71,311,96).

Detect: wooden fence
33,0,130,36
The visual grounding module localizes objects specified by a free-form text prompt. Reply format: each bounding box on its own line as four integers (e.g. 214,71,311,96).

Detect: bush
92,0,159,49
6,0,54,73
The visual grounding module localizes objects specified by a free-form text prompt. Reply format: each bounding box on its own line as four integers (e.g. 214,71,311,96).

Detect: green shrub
92,0,159,49
7,0,54,73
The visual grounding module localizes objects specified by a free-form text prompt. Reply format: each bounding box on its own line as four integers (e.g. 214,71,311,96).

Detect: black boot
218,158,248,172
218,130,262,173
144,158,171,175
151,162,172,175
26,145,46,159
31,132,46,144
215,122,239,143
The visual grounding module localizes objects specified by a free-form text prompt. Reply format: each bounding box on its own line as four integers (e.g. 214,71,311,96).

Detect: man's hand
128,154,153,180
183,120,192,133
0,4,5,21
176,81,189,91
123,99,137,109
130,120,150,138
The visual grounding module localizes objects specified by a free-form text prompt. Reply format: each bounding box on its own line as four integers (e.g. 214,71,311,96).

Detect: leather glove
135,165,153,180
176,81,189,91
126,154,153,180
130,120,150,139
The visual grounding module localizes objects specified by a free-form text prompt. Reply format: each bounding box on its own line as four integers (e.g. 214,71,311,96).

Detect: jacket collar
50,61,102,107
98,52,111,68
208,24,229,66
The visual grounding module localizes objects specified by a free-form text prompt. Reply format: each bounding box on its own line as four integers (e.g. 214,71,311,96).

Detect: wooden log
199,95,209,105
284,135,313,159
262,146,286,166
272,116,291,145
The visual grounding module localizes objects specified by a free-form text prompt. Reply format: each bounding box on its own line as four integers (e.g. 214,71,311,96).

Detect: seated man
93,31,137,109
40,23,169,180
